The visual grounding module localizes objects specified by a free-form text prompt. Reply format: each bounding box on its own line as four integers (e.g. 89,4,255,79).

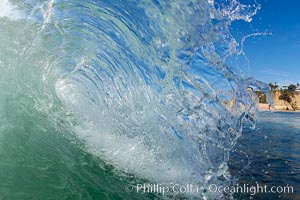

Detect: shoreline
258,103,300,112
259,110,300,113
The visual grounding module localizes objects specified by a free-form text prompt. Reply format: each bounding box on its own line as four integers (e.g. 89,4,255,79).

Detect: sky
231,0,300,87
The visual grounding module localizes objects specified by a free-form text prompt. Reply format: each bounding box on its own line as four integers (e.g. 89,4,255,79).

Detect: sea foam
0,0,21,19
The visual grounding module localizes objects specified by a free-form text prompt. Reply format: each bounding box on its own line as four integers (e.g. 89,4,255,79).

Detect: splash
0,0,23,19
0,0,14,17
0,0,265,198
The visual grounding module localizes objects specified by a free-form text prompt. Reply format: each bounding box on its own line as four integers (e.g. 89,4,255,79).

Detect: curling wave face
0,0,265,198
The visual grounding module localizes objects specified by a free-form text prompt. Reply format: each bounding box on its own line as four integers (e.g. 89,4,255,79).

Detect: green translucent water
0,18,147,200
0,112,151,199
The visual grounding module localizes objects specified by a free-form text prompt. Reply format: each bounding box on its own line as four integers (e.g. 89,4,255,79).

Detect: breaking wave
0,0,268,198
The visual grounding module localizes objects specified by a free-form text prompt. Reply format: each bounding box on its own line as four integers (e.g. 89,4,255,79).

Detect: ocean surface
0,0,297,200
230,112,300,200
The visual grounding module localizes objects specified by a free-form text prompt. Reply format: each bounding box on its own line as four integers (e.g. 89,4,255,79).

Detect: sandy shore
258,103,270,111
258,103,300,112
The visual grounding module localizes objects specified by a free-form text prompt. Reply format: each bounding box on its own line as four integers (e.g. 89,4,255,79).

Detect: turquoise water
0,0,277,199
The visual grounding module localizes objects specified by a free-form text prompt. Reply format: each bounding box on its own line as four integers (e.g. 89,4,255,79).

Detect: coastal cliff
273,90,300,110
259,91,300,111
